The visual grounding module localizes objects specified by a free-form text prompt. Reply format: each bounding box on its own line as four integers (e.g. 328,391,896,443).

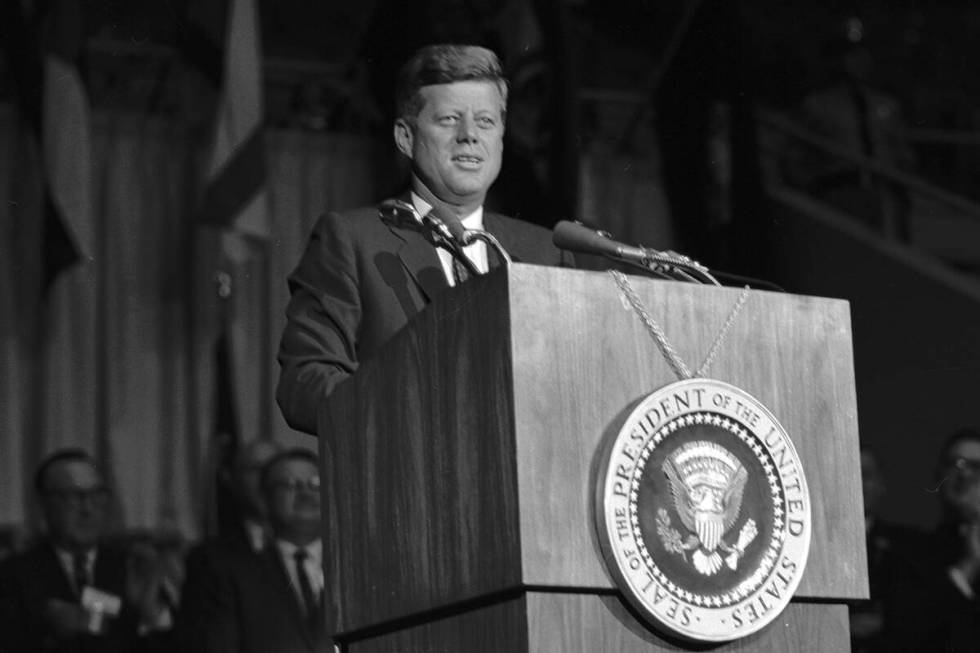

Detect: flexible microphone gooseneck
428,206,513,266
378,199,481,277
552,221,719,285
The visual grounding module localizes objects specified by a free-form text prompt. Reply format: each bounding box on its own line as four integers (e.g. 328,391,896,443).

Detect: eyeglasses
44,487,110,507
271,477,321,493
944,457,980,477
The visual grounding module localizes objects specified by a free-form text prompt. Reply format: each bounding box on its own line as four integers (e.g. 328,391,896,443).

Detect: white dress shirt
55,547,96,594
410,192,489,285
274,538,324,612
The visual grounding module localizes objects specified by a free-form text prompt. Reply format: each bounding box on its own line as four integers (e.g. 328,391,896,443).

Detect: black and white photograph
1,0,978,651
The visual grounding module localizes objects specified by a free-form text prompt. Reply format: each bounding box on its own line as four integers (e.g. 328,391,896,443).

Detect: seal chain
609,270,750,379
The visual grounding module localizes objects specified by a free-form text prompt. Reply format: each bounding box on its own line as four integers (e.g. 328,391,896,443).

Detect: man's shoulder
186,535,259,570
0,541,55,574
314,204,387,232
304,203,400,251
486,211,550,236
485,212,568,266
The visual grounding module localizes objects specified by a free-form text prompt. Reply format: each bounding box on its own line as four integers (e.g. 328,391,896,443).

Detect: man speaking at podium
277,44,571,435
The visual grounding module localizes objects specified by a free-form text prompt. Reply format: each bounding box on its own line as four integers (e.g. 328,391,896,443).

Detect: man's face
233,441,280,520
940,439,980,521
41,460,108,551
265,458,321,542
395,80,505,207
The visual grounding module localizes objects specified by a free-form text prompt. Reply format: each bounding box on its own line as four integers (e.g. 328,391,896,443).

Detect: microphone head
379,198,422,226
552,220,620,257
428,206,471,245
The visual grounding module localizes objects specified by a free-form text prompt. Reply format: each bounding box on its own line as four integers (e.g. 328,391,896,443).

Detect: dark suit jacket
175,531,259,651
881,524,980,652
0,542,141,653
194,545,327,653
276,203,572,434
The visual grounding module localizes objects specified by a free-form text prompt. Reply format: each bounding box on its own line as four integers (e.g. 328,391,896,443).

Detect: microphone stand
553,220,719,285
456,229,512,266
634,250,719,285
378,199,482,277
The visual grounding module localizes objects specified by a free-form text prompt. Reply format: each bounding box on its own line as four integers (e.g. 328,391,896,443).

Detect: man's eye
477,117,496,127
438,115,458,126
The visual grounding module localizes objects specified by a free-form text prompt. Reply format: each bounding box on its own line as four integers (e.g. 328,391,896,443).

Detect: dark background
2,0,979,532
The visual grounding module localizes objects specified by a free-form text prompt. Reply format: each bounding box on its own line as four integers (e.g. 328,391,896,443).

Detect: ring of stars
626,411,787,608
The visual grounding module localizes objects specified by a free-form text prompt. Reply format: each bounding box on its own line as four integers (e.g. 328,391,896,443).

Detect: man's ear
393,119,414,159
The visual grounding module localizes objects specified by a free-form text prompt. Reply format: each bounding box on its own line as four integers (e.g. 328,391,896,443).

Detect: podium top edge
503,263,852,309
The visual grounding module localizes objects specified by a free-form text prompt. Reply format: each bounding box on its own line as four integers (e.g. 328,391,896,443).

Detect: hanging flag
41,0,94,280
204,273,242,538
181,0,269,534
0,0,91,292
188,0,270,252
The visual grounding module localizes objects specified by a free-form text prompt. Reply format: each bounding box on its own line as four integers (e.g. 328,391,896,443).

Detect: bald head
36,450,108,552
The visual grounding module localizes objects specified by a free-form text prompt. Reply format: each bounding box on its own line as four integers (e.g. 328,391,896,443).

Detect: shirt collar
410,192,484,231
55,546,96,567
274,538,322,563
243,519,267,552
54,546,97,591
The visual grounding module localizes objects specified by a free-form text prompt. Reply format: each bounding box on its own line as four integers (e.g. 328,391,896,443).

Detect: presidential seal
596,378,811,642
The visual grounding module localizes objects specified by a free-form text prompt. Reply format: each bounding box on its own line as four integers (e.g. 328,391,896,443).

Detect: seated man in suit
214,438,284,554
277,43,573,434
0,449,172,652
176,439,282,647
195,448,326,653
883,428,980,652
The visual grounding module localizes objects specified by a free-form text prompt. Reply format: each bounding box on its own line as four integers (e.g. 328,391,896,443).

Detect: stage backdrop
0,105,388,539
0,104,671,541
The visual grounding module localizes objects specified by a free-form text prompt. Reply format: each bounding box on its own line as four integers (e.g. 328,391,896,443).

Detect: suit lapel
263,547,316,648
38,544,76,602
380,202,448,302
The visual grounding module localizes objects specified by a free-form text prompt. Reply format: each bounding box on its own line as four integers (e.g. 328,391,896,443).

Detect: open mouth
453,154,483,167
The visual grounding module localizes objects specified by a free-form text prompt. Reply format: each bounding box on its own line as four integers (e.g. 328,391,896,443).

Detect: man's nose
455,115,478,142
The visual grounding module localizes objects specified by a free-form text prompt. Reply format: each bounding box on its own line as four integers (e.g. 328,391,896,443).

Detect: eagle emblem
659,441,757,575
598,380,811,642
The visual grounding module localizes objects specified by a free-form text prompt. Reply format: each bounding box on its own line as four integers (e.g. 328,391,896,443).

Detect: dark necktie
293,549,318,627
72,551,90,596
452,255,470,285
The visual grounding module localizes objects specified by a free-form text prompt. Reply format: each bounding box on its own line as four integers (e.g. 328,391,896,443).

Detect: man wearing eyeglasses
0,449,172,652
195,448,327,653
884,428,980,652
935,430,980,612
177,439,283,648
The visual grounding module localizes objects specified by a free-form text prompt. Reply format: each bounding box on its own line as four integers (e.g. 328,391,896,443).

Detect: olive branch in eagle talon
656,508,698,559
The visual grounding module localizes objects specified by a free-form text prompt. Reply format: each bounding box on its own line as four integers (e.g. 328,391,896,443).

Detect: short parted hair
259,447,319,492
939,427,980,461
395,44,509,121
34,448,100,494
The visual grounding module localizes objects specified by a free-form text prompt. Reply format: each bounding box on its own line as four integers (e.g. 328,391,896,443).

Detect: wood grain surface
345,593,849,653
318,264,866,638
508,266,867,601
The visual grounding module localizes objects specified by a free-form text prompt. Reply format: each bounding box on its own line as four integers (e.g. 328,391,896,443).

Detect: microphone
378,198,423,227
378,198,513,270
428,206,471,245
552,220,717,284
378,198,482,276
552,220,650,263
430,205,513,266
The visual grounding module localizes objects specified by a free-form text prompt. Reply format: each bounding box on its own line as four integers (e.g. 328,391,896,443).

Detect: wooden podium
317,264,868,652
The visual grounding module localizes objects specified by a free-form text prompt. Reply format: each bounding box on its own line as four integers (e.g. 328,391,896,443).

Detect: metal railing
757,106,980,226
